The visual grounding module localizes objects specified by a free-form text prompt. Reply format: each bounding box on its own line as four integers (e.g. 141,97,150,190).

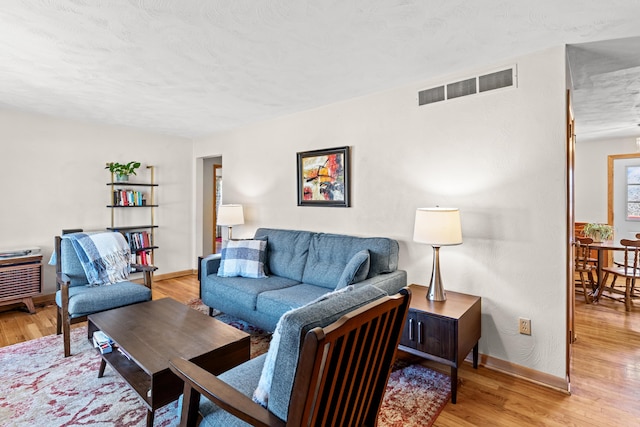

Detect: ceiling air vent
418,86,445,106
418,65,516,106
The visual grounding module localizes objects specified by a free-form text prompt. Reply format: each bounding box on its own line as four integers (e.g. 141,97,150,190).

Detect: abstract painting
297,146,350,207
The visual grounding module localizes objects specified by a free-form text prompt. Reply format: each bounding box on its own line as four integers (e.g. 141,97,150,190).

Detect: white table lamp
413,207,463,301
217,204,244,240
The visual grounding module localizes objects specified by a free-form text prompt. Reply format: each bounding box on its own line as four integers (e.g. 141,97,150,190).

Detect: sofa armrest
201,253,222,279
353,270,408,295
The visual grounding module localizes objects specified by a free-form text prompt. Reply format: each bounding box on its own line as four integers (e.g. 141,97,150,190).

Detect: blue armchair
170,286,411,426
54,231,156,357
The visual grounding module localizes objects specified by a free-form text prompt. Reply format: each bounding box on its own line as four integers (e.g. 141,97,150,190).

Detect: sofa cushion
197,354,266,427
254,228,313,282
302,233,396,289
207,275,300,312
256,284,331,317
336,249,370,290
218,239,268,279
55,281,151,318
257,284,388,421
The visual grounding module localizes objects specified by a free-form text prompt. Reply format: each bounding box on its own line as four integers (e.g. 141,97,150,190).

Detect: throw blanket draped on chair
63,232,131,285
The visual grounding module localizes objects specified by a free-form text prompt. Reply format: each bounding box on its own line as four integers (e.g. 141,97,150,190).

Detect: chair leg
611,274,618,288
60,283,71,357
63,315,71,357
56,306,62,335
603,272,610,290
625,278,632,312
578,271,591,303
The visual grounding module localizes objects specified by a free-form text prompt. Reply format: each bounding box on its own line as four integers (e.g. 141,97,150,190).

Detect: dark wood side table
398,284,481,403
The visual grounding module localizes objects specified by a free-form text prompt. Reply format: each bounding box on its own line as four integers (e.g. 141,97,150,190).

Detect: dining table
586,240,626,302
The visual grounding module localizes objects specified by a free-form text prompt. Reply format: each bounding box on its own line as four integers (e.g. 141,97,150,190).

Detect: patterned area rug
0,300,450,426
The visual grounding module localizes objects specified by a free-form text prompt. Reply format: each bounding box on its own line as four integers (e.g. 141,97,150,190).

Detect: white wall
194,47,568,378
575,136,640,223
0,109,194,294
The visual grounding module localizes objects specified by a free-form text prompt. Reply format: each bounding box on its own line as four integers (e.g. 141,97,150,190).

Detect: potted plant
105,161,141,182
583,223,614,242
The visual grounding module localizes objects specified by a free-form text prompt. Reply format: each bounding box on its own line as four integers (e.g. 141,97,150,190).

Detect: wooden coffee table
87,298,250,427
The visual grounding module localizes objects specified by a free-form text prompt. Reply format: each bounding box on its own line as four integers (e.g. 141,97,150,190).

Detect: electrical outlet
519,317,531,335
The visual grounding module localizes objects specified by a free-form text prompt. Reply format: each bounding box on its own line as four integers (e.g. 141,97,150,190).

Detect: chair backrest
285,288,411,426
55,235,89,287
620,238,640,274
574,236,594,271
55,230,132,287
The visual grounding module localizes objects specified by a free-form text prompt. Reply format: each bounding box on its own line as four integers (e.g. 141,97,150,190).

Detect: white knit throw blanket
64,232,131,285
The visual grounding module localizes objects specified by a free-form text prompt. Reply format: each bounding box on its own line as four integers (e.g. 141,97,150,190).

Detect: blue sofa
200,228,407,331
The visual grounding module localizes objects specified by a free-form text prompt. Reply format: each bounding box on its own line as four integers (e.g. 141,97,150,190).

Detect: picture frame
297,146,350,207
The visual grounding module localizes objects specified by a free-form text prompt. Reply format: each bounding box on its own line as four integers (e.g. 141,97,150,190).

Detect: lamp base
427,246,446,301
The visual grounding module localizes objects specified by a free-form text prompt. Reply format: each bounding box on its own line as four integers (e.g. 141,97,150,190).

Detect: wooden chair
574,237,596,303
170,287,411,427
601,239,640,311
55,231,156,357
609,232,640,289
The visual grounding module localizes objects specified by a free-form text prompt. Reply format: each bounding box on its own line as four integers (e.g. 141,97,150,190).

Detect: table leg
472,343,479,369
98,359,106,378
147,409,154,427
593,249,606,302
451,366,458,404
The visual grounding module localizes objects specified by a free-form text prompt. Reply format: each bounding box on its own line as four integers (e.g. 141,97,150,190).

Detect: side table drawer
400,310,455,360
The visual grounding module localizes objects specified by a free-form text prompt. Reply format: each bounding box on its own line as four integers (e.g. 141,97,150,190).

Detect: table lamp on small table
413,207,463,301
217,204,244,240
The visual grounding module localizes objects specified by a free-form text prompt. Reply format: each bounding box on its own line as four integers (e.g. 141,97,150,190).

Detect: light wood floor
2,275,640,426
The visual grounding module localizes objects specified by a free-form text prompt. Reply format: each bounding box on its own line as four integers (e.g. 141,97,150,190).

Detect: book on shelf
117,347,132,360
93,331,114,354
112,190,145,206
135,250,152,266
125,231,152,251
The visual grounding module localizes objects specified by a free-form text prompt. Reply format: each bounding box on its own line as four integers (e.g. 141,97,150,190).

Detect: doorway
202,156,222,256
213,164,222,253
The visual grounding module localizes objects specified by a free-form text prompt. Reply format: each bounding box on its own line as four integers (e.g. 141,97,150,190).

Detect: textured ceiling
1,1,640,139
568,37,640,141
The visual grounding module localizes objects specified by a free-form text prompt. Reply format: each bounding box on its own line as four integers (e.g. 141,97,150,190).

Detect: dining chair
604,232,640,289
601,238,640,311
574,237,596,303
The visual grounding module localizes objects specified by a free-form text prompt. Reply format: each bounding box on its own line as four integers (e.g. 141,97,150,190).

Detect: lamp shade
413,207,462,246
217,204,244,226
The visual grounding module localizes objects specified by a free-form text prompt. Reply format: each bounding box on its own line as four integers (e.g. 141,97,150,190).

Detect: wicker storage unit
0,252,42,314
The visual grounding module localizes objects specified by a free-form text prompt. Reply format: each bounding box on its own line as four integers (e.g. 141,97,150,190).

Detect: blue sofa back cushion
301,233,398,288
254,228,313,282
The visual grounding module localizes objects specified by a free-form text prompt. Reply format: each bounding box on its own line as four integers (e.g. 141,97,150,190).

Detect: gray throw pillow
335,249,370,289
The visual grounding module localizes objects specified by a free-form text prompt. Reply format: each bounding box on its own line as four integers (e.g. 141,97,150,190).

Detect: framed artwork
297,146,350,207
